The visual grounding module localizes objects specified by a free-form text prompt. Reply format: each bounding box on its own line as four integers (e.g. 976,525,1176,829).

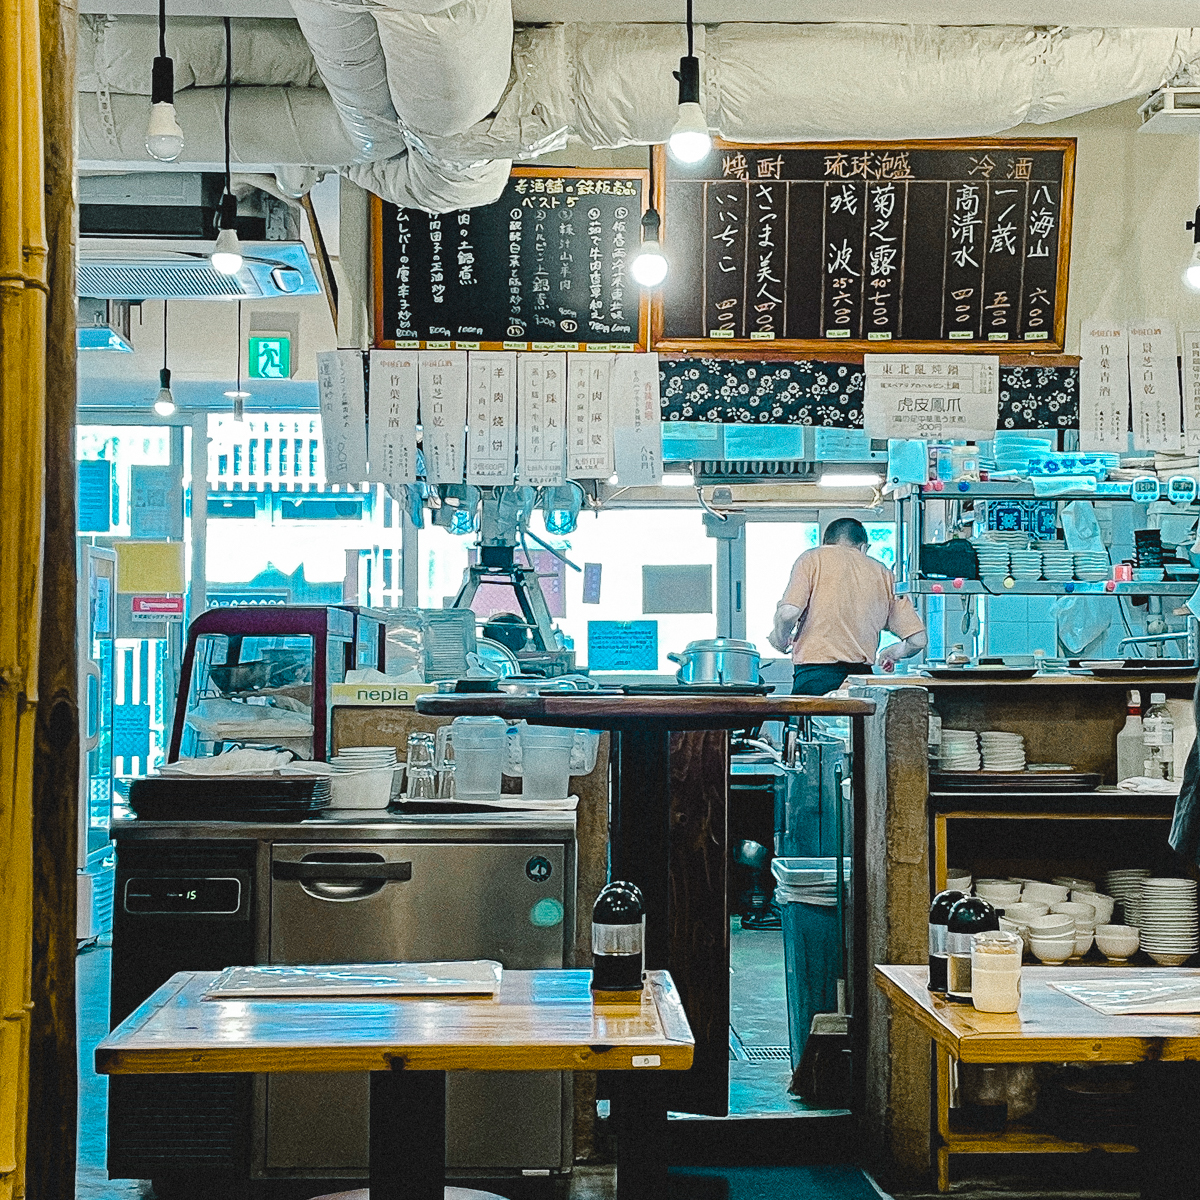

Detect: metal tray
927,668,1038,681
1080,660,1197,677
930,770,1102,792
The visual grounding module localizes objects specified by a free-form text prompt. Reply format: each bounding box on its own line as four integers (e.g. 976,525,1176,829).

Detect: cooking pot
667,638,761,685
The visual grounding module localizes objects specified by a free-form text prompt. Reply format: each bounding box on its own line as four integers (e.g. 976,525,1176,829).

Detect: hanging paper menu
317,349,368,484
466,352,516,484
610,353,663,485
1182,331,1200,454
367,351,419,484
567,353,613,479
517,353,567,486
1078,323,1129,452
1128,320,1181,452
418,351,468,484
862,355,998,441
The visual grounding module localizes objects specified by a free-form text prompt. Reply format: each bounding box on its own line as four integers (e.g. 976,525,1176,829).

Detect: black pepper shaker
928,888,965,994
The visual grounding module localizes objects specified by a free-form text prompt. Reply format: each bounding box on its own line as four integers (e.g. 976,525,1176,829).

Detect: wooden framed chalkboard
651,138,1075,356
372,167,650,352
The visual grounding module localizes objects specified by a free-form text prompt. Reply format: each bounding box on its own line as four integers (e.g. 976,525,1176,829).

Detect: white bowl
1095,925,1139,961
1001,902,1049,922
1051,901,1097,920
1028,914,1075,936
1074,892,1116,923
999,917,1032,952
1054,876,1095,892
1071,929,1094,958
1031,935,1075,965
1023,882,1070,905
946,876,972,894
328,765,394,809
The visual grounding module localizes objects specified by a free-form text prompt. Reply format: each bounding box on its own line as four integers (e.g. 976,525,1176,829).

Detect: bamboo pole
0,0,49,1188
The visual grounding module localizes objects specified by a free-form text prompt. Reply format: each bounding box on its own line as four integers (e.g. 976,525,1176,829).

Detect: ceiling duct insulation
79,16,1200,210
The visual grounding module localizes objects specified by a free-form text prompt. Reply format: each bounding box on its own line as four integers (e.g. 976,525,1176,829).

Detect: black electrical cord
162,301,168,371
686,0,694,57
223,16,232,195
158,0,166,58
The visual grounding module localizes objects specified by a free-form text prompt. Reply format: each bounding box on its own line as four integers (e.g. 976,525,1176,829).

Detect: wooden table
96,968,694,1200
417,691,873,1116
875,964,1200,1196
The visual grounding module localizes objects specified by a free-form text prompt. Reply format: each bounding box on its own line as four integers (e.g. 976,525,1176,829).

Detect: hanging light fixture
210,17,243,276
145,0,184,162
153,302,177,416
668,0,711,164
630,209,669,287
1186,137,1200,292
224,301,250,420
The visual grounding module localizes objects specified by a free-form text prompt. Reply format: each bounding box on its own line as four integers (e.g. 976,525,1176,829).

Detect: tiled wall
986,595,1058,657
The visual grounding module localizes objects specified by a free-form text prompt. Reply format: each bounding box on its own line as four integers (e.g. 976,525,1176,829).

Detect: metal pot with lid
667,638,762,685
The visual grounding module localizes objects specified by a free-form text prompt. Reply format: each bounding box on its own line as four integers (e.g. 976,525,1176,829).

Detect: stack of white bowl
946,867,972,893
1027,913,1077,964
1037,541,1075,582
940,730,981,771
1136,878,1200,966
1073,551,1110,582
975,879,1022,907
328,745,399,809
1008,549,1043,582
1105,868,1151,925
1049,901,1100,958
980,731,1026,772
972,539,1010,580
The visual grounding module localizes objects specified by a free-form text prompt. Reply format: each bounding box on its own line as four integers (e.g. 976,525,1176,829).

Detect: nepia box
330,682,438,707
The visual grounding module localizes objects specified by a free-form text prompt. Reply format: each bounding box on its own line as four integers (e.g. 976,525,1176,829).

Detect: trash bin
771,857,848,1070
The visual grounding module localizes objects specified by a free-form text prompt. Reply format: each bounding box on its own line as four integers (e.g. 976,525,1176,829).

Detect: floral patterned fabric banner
659,360,1078,430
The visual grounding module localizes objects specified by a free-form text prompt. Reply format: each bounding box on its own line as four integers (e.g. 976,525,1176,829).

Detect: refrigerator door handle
272,861,413,882
83,659,102,753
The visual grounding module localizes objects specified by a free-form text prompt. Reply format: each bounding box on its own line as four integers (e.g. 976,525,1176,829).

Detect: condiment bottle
970,929,1022,1013
928,888,965,993
1115,689,1143,783
591,881,645,993
945,895,999,1002
1143,693,1175,782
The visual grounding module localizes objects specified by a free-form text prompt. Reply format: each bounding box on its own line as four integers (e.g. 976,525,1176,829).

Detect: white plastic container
449,715,507,798
971,929,1022,1012
512,722,576,800
328,766,394,809
1143,692,1175,781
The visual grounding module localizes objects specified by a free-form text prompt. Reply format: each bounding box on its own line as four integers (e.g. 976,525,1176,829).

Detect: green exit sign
248,335,291,379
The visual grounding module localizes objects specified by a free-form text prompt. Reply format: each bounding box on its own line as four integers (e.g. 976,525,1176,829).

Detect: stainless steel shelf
898,579,1197,596
892,482,1149,501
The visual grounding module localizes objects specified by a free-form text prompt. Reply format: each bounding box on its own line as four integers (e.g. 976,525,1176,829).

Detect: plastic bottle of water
1143,692,1175,781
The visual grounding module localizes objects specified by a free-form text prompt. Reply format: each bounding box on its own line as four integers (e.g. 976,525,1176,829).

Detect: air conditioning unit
1138,87,1200,132
78,238,322,301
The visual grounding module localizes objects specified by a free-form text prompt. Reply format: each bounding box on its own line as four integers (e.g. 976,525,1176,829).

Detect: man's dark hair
822,517,869,548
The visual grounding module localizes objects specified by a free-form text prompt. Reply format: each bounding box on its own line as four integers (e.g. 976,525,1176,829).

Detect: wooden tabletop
415,692,874,731
96,969,695,1076
875,964,1200,1063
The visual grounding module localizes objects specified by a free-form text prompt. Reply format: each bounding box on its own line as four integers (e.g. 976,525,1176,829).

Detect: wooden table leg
613,1071,670,1200
935,1047,952,1194
370,1068,446,1200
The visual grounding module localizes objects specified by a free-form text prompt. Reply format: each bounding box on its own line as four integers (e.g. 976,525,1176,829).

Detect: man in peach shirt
768,517,927,696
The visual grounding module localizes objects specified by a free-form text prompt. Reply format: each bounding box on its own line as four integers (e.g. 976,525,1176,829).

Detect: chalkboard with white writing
651,139,1075,355
373,168,649,352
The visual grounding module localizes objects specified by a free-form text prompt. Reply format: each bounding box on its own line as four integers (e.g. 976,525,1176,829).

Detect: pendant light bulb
153,367,176,417
669,101,711,164
145,56,184,162
211,194,242,275
630,208,669,288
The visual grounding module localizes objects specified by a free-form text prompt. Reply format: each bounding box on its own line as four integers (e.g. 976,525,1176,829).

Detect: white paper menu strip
366,351,419,484
418,350,468,484
517,353,567,487
316,349,368,484
1079,323,1129,453
1128,319,1181,452
466,352,516,484
567,352,613,479
1184,331,1200,454
862,355,998,441
610,352,663,485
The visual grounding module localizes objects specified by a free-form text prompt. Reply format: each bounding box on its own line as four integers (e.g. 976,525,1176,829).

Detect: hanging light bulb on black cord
668,0,711,164
153,302,177,417
224,301,251,421
145,0,184,162
210,17,243,276
630,208,669,288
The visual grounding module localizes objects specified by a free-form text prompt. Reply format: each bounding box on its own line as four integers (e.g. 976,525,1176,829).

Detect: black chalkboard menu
651,139,1075,355
372,167,649,351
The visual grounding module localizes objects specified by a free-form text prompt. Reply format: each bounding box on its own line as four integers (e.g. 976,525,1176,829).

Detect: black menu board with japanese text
373,167,649,352
652,139,1075,355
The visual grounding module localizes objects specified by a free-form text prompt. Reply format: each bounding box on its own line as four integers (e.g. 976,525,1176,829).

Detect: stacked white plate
1073,551,1110,582
980,731,1026,771
972,540,1010,579
1008,550,1043,581
331,745,398,771
1135,878,1199,965
941,729,981,771
1105,868,1151,925
986,531,1031,549
1038,542,1074,582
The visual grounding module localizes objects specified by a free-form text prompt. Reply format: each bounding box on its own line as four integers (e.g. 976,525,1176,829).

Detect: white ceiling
73,0,1200,23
